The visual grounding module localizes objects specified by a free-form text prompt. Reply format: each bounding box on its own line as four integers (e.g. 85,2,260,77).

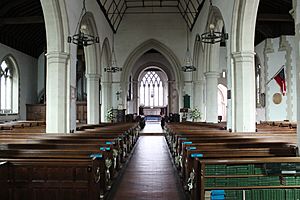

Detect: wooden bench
0,122,140,200
0,157,105,200
164,122,298,200
191,157,300,200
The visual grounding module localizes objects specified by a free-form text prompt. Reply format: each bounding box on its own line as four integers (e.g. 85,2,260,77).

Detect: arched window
139,71,163,107
0,56,19,114
0,57,18,114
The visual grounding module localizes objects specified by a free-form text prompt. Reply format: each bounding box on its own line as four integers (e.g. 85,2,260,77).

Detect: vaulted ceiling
0,0,294,58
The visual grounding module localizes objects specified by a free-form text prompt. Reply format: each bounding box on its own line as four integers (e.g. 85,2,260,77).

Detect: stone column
46,51,69,133
86,74,100,124
205,72,219,123
232,51,256,132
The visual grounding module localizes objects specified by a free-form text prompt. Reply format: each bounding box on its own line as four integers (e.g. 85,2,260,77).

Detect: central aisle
111,136,185,200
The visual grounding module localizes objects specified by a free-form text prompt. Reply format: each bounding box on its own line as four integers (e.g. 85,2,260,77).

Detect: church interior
0,0,300,199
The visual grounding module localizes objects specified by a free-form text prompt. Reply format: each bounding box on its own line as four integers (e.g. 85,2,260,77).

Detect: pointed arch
192,34,204,81
100,37,112,122
204,5,226,72
101,37,112,82
231,0,259,52
121,39,182,114
40,0,69,53
81,12,101,75
121,39,182,85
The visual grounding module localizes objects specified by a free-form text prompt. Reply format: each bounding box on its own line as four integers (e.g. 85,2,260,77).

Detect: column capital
232,51,255,62
205,71,220,78
46,51,69,64
85,73,101,80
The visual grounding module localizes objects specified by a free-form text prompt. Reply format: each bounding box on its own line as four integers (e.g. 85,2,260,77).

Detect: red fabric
274,68,286,96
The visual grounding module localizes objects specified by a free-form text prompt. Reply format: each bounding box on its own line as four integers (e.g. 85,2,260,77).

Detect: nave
111,136,185,200
110,123,185,200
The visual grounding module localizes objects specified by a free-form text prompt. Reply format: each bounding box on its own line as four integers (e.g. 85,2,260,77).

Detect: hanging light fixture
104,33,122,73
201,0,228,44
201,24,228,44
182,26,196,72
68,0,99,46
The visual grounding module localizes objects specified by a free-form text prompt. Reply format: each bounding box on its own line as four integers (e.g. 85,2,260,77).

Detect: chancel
0,0,300,199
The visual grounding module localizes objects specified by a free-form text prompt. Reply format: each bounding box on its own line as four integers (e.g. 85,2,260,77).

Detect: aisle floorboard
111,135,185,200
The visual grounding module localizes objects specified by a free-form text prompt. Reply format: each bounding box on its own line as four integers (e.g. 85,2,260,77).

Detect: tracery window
139,71,163,107
0,60,13,113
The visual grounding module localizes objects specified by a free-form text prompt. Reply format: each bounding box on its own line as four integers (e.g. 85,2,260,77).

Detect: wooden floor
140,121,164,135
110,134,185,200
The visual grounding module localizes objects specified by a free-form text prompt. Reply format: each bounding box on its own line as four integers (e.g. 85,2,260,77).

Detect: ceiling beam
0,0,30,15
257,13,293,22
0,16,44,25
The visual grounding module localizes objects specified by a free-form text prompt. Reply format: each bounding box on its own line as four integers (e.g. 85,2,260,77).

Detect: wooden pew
0,122,140,200
191,157,300,200
180,142,297,189
164,122,298,200
0,157,105,200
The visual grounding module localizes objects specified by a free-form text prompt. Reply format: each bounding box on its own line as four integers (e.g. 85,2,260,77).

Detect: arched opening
75,46,88,124
192,34,205,120
0,56,19,114
217,84,227,122
121,39,183,117
77,47,87,102
202,6,227,123
100,38,112,122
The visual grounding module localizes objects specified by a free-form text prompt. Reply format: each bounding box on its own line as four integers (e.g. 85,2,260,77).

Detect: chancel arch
121,39,183,115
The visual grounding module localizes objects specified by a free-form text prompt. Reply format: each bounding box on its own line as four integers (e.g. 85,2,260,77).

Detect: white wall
0,43,38,120
116,14,186,68
255,36,297,122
